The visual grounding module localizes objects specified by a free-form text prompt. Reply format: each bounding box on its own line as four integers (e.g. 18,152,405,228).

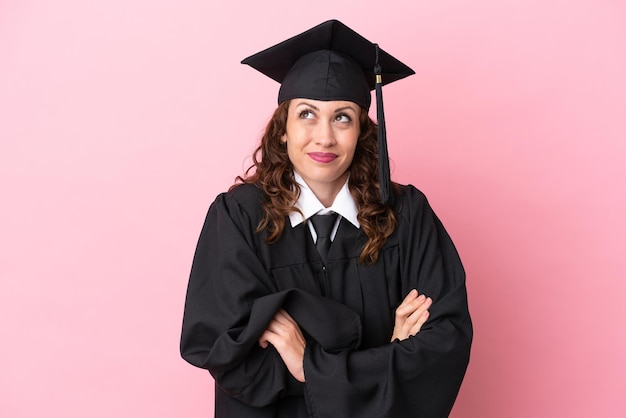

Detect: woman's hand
259,309,307,382
391,289,432,342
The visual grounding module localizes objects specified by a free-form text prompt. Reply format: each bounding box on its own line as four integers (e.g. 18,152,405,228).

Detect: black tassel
374,44,393,206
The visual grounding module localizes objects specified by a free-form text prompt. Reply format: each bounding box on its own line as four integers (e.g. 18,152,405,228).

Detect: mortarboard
242,20,414,206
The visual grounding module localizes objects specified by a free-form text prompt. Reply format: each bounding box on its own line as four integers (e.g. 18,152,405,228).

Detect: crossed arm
258,288,432,382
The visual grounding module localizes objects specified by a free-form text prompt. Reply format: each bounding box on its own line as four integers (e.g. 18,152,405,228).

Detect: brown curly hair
234,100,398,263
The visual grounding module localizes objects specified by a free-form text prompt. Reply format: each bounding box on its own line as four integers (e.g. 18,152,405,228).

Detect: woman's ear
281,134,287,144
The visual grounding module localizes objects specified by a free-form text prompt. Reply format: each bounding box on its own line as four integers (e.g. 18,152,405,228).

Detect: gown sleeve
180,187,363,408
302,186,473,418
180,189,297,406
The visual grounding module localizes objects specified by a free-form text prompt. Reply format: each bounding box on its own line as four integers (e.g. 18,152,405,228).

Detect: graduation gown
180,183,472,418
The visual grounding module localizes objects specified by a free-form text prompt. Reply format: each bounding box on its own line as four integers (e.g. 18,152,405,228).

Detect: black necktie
310,213,337,265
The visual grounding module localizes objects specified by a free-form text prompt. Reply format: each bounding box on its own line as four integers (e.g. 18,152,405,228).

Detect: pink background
1,1,625,417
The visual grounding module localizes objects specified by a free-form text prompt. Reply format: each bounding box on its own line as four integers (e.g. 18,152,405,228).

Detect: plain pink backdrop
1,1,625,417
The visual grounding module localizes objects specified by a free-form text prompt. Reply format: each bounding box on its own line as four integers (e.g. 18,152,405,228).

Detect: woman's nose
313,122,336,147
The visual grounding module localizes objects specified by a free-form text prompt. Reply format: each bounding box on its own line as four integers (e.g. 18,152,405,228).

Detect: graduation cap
242,19,414,206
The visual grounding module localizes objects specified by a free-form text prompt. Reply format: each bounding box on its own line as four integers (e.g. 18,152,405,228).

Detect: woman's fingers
395,289,418,315
396,294,426,317
408,310,430,337
258,309,307,382
262,310,300,341
404,296,432,332
391,290,433,341
395,290,431,322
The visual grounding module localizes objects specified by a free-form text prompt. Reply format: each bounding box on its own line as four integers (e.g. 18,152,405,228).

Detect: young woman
181,20,472,418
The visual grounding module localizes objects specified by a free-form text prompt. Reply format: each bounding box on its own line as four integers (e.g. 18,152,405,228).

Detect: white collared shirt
288,172,360,242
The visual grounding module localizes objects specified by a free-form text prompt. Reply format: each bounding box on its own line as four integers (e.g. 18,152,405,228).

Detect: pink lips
308,152,338,163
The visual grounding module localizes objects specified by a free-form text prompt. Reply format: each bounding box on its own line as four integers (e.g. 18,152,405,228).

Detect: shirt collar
288,172,360,229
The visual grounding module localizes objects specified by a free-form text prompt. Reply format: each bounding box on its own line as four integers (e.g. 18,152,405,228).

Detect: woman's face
282,99,361,203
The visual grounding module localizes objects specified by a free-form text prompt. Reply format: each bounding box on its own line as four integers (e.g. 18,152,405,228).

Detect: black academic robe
181,183,472,418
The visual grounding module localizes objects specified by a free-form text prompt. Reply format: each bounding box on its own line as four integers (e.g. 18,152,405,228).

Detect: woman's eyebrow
295,102,319,111
334,105,358,113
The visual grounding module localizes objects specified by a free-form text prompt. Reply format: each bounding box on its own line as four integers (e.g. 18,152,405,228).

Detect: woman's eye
335,113,352,123
298,110,314,119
